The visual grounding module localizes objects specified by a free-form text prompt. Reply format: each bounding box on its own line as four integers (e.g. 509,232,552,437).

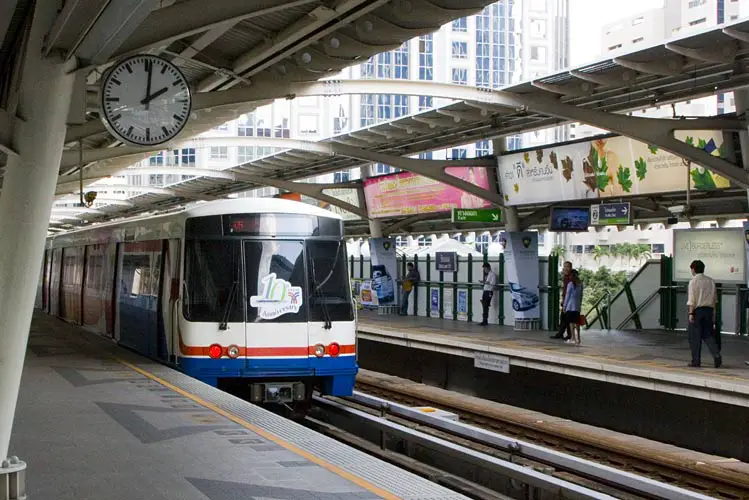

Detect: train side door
243,240,309,371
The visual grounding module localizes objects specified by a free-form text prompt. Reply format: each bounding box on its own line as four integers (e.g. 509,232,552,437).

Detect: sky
569,0,665,66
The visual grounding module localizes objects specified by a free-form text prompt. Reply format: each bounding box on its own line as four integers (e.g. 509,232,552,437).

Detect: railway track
306,371,749,499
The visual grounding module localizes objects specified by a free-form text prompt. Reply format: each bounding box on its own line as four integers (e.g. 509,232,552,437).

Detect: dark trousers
689,307,720,365
400,290,411,315
481,291,493,323
554,311,570,338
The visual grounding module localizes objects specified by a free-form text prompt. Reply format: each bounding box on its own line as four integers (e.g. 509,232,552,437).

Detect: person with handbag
563,270,584,345
400,263,420,316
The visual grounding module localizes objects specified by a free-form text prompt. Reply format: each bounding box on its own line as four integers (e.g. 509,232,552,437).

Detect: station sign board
451,208,501,223
435,252,457,272
590,202,631,226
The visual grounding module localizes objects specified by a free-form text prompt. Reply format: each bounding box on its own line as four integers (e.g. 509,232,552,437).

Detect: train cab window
306,240,354,322
183,239,243,323
244,240,307,322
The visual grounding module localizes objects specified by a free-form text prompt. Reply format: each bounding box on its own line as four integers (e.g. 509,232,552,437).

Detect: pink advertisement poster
363,166,491,219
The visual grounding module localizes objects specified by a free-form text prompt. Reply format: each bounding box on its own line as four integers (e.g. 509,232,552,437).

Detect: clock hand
144,60,153,110
140,87,169,105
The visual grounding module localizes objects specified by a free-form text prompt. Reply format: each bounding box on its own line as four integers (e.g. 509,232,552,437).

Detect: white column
733,90,749,207
0,1,76,460
358,165,383,238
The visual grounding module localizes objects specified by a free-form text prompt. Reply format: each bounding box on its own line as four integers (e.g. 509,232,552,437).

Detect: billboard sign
497,131,730,206
363,166,491,218
673,228,746,284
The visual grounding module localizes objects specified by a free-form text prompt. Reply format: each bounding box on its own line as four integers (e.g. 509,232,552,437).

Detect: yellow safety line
116,359,401,500
361,324,749,383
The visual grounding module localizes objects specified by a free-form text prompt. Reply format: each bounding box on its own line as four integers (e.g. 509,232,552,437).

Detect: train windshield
184,237,352,324
306,240,353,323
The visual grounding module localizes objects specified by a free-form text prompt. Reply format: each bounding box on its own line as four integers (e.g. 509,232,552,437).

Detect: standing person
563,270,584,344
551,261,573,340
686,260,722,368
400,263,420,316
478,263,497,326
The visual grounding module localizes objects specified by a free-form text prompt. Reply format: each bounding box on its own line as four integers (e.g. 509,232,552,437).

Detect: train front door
243,240,309,372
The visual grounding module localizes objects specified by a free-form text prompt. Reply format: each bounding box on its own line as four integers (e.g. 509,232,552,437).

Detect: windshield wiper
218,280,238,330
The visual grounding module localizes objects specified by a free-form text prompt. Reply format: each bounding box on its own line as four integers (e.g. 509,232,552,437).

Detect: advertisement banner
443,288,454,319
430,289,439,315
363,166,491,218
503,232,540,320
369,238,398,305
497,131,730,206
359,280,375,308
673,228,746,284
457,290,468,321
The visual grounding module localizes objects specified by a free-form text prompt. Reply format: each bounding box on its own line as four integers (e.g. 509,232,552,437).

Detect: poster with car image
369,238,398,305
503,232,540,320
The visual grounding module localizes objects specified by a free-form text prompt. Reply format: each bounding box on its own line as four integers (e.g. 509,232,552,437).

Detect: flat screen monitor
549,206,590,232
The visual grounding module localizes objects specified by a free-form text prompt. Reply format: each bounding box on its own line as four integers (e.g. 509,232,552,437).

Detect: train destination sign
451,208,502,223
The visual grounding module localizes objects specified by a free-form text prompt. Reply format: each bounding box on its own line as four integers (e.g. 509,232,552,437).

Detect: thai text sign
497,131,730,206
363,166,491,218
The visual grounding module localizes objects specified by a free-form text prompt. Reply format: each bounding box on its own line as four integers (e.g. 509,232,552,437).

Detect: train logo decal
250,273,303,319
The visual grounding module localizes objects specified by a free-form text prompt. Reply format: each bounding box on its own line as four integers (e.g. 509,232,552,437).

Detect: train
39,198,358,410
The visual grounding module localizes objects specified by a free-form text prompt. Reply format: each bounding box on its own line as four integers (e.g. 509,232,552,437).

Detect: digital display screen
219,214,342,237
549,207,590,232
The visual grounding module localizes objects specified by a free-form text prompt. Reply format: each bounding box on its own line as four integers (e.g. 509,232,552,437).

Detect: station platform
357,311,749,408
12,312,468,500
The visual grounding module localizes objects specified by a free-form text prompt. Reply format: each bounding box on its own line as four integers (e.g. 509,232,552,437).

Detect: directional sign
451,208,502,223
590,202,631,226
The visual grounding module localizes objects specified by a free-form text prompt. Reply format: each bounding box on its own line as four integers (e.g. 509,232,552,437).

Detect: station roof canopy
3,4,749,234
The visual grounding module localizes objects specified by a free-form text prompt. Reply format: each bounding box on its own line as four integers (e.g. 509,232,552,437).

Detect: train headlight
313,344,325,357
208,344,223,359
328,342,340,357
227,345,240,359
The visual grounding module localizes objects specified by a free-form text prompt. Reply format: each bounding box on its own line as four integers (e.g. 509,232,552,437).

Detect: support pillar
359,165,383,237
734,89,749,207
0,0,77,475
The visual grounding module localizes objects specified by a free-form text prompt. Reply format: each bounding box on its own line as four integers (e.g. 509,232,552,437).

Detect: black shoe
550,334,564,339
688,362,700,368
714,356,722,368
479,321,488,326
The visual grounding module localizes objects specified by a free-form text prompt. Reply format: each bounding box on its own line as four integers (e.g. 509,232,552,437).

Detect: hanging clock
100,54,192,147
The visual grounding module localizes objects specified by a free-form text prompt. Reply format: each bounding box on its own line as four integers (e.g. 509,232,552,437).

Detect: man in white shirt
478,263,497,326
687,259,721,368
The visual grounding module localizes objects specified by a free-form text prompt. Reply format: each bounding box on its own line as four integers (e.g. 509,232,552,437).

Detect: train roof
47,198,343,247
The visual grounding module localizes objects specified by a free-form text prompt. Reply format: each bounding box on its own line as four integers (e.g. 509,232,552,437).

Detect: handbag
403,280,413,292
577,314,587,326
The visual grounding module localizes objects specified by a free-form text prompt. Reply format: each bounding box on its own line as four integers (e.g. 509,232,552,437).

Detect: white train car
41,198,358,408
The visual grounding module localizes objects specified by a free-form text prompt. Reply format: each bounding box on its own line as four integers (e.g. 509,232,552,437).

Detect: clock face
100,54,192,147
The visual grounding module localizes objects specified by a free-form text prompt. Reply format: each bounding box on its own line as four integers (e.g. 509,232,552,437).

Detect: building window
361,57,375,79
299,115,318,135
452,41,468,59
450,148,467,160
393,94,409,118
237,146,253,164
607,43,622,51
652,244,665,254
418,151,433,160
451,67,468,85
237,113,254,136
210,146,228,160
418,95,432,111
418,34,433,81
476,7,490,88
530,46,547,63
688,0,706,7
360,94,375,127
632,37,644,43
689,17,707,26
393,43,409,79
451,17,467,32
214,123,228,131
333,171,350,183
149,152,164,166
180,148,195,165
475,140,491,156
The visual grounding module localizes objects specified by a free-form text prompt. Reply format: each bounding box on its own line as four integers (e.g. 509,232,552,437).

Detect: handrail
351,276,557,292
616,288,660,330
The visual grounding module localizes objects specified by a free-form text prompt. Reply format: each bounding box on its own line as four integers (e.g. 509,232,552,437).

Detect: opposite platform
357,311,749,407
12,312,469,500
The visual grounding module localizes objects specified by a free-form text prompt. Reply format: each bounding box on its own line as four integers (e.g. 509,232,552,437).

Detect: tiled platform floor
11,312,469,500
